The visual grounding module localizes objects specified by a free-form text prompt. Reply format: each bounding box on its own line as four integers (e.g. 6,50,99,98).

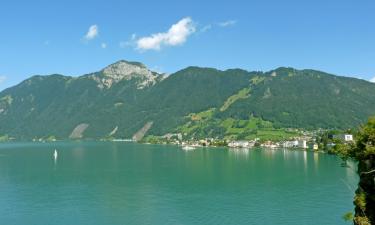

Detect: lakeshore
0,128,354,155
139,129,354,153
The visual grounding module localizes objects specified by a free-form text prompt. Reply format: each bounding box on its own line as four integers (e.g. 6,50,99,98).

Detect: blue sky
0,0,375,90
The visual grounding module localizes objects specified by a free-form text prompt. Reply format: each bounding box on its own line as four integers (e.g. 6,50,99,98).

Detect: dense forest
1,60,375,140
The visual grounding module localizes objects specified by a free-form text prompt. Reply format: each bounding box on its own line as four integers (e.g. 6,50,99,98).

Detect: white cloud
84,25,99,40
218,20,237,27
198,20,237,33
136,17,196,51
101,43,107,49
200,24,212,32
370,76,375,83
0,76,6,85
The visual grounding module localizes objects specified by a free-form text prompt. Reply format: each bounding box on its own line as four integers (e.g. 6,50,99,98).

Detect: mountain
1,60,375,141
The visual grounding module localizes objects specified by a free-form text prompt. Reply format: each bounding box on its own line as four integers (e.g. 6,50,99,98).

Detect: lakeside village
141,130,354,152
7,129,354,153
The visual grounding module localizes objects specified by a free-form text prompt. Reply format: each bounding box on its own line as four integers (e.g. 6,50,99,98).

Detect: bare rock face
132,121,153,141
109,126,118,136
92,60,163,89
69,123,89,139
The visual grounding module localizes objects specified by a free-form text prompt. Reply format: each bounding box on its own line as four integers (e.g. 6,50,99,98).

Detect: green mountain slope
219,67,375,129
0,61,374,141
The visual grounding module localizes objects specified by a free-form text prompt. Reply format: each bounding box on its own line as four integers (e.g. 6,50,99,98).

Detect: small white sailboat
53,149,58,160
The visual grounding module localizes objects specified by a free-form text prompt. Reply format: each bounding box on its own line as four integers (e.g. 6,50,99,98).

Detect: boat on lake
53,149,58,160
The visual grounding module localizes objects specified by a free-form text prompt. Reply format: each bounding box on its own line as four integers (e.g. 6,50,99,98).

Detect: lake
0,142,357,225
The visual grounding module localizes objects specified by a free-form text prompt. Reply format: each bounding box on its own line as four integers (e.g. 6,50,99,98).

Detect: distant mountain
1,60,375,140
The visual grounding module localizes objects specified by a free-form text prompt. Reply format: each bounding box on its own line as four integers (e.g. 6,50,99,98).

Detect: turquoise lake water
0,142,357,225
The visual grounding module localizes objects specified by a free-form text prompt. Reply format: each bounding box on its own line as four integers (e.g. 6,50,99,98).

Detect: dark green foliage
220,68,375,129
335,117,375,161
335,117,375,225
343,212,354,222
137,67,252,134
0,62,375,140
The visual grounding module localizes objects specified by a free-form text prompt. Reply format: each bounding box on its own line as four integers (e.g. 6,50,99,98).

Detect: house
332,134,353,142
282,140,298,148
343,134,353,142
313,144,319,150
261,141,278,149
298,140,307,149
228,141,254,148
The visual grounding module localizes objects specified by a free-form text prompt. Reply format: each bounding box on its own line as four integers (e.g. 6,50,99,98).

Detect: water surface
0,142,357,225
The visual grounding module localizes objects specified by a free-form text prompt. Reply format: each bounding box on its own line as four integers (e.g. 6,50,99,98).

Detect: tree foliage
335,117,375,225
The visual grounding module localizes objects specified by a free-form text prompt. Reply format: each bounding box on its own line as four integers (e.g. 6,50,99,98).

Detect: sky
0,0,375,90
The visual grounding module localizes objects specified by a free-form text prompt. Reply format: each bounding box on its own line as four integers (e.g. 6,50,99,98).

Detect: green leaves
342,212,353,222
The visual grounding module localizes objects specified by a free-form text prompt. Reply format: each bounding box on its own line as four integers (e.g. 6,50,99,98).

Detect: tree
336,117,375,225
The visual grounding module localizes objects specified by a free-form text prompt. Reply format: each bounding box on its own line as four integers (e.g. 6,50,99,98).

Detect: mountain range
1,60,375,141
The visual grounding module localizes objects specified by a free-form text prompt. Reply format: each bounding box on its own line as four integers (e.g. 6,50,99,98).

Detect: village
148,131,355,152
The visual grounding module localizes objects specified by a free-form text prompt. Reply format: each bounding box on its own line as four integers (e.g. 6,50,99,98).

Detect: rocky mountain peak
93,60,162,89
102,60,150,78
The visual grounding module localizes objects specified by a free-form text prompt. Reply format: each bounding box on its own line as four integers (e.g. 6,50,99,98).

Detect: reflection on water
0,142,358,225
313,152,319,165
282,149,287,159
228,148,250,158
72,146,86,160
313,152,319,174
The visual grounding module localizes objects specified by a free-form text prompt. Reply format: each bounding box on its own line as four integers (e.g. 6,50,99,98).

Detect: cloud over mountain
136,17,195,51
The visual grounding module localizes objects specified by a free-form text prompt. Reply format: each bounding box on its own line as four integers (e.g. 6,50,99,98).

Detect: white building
282,140,298,148
228,141,254,148
333,134,354,142
298,140,307,149
343,134,353,142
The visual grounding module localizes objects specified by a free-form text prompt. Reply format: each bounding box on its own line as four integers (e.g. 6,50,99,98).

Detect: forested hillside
0,60,374,141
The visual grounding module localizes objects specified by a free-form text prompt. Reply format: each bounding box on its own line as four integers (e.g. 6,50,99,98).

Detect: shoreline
0,139,328,154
